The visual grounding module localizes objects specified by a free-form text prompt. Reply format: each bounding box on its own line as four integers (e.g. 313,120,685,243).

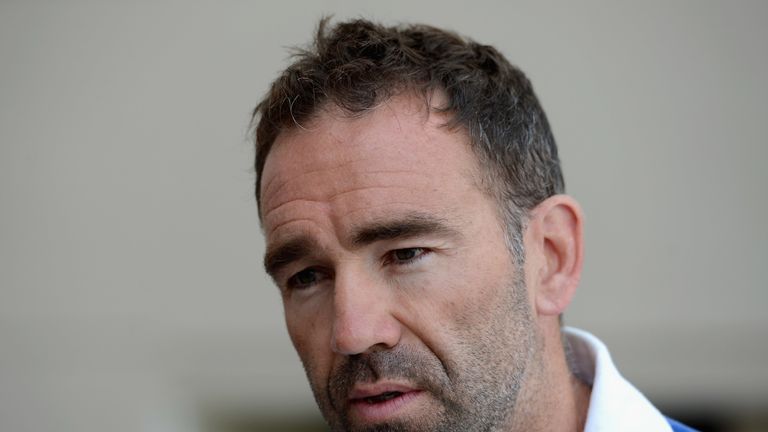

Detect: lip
347,382,424,423
349,382,418,400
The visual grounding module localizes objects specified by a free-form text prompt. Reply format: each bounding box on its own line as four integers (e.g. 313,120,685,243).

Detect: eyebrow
350,213,460,247
263,213,460,278
263,236,320,279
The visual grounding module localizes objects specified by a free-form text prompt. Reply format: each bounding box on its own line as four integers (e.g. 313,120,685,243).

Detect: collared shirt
564,327,674,432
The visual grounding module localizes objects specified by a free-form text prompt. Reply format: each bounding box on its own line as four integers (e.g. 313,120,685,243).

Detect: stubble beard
303,271,538,432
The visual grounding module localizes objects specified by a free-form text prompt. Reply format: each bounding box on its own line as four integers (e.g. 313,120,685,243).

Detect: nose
330,268,402,356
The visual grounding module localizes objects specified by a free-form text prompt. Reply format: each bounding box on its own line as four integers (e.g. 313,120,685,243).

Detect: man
250,18,696,432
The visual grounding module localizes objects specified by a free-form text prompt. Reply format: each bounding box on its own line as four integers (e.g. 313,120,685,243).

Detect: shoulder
667,417,700,432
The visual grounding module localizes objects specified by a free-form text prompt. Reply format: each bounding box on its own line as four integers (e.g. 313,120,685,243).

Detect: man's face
260,95,541,431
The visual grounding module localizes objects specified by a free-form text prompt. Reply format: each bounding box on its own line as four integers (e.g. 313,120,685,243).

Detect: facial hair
304,270,538,432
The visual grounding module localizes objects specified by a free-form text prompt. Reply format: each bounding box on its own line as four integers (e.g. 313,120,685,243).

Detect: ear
524,195,584,317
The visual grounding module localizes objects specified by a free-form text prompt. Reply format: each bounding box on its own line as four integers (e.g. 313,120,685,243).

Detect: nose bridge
331,262,401,355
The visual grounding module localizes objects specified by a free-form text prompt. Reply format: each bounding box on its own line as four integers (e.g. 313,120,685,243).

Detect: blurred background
1,1,766,431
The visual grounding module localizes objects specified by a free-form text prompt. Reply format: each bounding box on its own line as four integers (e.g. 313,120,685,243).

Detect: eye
286,268,326,291
388,247,428,265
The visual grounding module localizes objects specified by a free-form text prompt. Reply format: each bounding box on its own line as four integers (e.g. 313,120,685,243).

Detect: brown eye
287,268,322,290
392,248,425,263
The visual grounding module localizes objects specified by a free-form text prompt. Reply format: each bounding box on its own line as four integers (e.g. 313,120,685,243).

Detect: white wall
1,1,766,431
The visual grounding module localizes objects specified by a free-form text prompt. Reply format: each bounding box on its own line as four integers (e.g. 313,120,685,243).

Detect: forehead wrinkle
262,170,433,218
262,113,395,198
262,197,327,225
266,217,319,240
333,201,437,223
262,111,450,205
340,202,467,224
325,184,418,206
264,166,427,209
262,157,370,205
259,164,282,205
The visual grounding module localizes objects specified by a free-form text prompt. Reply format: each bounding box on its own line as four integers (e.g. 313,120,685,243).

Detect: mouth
347,384,424,423
357,390,404,404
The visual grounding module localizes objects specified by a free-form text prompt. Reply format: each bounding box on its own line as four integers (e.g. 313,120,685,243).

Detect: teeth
364,391,402,404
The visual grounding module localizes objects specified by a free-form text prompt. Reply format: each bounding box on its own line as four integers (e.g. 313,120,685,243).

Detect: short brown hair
251,18,564,257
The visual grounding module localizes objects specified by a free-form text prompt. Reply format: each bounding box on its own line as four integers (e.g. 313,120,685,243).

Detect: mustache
328,346,452,408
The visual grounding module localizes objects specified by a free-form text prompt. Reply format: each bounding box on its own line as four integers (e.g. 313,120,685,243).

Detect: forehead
259,94,484,241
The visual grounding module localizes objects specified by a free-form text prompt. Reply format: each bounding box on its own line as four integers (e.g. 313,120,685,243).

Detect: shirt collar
563,327,672,432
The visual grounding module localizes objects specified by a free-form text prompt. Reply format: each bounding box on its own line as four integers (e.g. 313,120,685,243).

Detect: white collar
563,327,673,432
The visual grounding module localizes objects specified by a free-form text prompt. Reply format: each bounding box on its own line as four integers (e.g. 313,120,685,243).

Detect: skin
260,93,590,431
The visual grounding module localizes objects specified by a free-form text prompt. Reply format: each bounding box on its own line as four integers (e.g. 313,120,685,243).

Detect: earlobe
526,195,584,317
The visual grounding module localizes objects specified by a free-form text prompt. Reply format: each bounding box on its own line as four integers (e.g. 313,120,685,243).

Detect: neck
508,320,592,432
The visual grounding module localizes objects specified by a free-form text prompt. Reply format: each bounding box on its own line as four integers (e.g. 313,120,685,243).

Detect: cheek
284,301,332,376
393,256,508,354
435,250,519,344
285,314,308,358
438,251,511,310
397,242,513,316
